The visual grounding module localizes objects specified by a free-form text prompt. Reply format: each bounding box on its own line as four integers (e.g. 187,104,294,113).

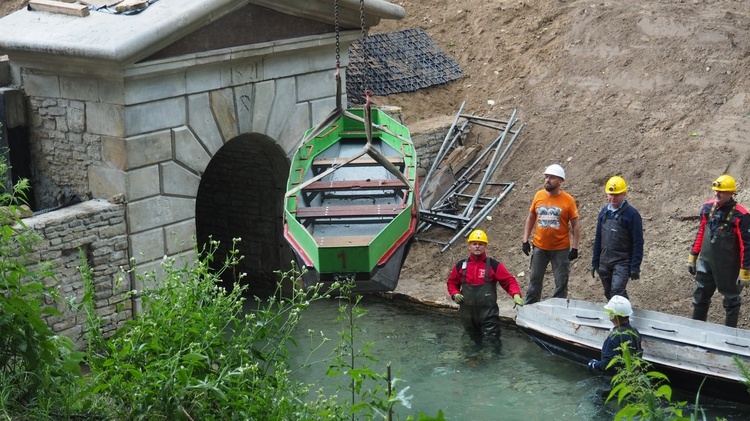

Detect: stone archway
195,133,294,291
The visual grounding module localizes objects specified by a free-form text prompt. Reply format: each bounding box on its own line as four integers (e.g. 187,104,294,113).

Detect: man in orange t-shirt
521,164,580,304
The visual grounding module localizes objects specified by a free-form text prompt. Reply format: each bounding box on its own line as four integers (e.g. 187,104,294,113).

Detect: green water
289,296,750,420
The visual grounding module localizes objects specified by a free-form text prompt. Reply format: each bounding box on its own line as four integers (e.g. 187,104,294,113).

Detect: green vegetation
0,149,86,420
604,342,750,421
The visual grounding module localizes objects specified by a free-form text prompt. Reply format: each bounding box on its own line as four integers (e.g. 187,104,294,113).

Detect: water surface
290,296,750,420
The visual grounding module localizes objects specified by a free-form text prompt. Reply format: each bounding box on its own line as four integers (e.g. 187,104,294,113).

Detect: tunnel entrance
196,133,294,294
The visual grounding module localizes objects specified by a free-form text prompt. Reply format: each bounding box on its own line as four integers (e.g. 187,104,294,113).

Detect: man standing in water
447,229,525,346
522,164,580,304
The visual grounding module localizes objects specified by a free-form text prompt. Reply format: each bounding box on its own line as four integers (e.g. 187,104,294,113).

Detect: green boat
283,107,419,292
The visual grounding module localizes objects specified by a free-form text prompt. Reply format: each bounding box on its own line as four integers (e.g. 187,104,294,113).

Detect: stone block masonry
20,199,131,349
28,96,99,209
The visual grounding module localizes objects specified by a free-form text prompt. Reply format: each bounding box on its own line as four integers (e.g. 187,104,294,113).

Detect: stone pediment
0,0,404,65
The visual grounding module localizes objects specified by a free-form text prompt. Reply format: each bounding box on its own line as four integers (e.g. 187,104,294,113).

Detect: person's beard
544,183,555,192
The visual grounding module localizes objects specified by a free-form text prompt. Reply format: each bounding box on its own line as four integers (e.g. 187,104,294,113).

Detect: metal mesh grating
346,27,464,106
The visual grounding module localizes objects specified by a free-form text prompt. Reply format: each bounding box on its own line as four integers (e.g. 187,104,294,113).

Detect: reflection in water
289,296,750,420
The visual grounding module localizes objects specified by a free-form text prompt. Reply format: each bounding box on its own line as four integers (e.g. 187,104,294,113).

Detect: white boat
515,298,750,403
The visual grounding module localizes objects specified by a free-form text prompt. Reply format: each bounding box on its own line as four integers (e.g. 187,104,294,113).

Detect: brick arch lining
195,132,293,290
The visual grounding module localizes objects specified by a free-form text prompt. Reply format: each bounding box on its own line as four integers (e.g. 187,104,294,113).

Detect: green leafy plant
324,282,446,421
735,355,750,393
605,342,719,421
81,239,348,420
0,150,84,417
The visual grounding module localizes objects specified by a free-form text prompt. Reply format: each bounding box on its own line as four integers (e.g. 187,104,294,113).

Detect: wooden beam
79,0,122,7
28,0,90,17
114,0,147,13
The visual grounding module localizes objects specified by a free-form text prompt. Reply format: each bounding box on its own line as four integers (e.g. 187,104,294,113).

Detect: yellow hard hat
711,174,737,192
605,176,627,194
467,229,489,244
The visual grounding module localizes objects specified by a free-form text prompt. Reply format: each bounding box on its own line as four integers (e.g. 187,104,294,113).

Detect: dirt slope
370,0,750,328
2,0,750,327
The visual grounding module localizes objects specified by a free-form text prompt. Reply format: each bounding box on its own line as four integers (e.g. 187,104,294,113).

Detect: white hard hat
543,164,566,180
604,295,633,317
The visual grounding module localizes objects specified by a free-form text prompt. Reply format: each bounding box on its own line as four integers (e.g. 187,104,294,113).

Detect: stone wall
408,115,464,179
27,95,98,209
21,199,131,348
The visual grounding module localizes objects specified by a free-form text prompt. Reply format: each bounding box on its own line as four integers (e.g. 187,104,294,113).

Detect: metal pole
458,114,510,125
488,122,524,176
441,182,514,252
463,109,517,218
441,196,500,253
420,101,465,197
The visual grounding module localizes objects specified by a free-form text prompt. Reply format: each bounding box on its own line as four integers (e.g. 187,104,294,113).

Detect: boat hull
283,108,418,292
516,298,750,403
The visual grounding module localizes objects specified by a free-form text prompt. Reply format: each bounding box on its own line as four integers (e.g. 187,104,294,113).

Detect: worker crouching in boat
446,230,525,347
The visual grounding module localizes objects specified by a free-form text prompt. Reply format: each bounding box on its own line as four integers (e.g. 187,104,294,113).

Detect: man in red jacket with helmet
688,174,750,327
447,229,525,346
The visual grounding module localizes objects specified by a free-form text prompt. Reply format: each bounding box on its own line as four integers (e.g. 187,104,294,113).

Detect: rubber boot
725,306,740,328
692,304,709,321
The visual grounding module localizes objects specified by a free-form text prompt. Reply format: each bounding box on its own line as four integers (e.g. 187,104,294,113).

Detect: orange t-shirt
529,189,579,251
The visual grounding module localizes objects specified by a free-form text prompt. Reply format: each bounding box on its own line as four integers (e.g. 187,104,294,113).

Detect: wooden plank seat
314,235,375,247
303,178,407,191
312,156,405,167
296,204,403,219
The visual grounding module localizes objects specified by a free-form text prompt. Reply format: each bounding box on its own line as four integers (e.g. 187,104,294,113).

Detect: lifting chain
359,0,369,96
334,0,340,67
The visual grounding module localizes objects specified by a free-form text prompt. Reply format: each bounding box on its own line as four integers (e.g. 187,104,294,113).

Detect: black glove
522,241,531,256
590,266,596,279
630,271,640,280
587,359,598,372
568,248,578,261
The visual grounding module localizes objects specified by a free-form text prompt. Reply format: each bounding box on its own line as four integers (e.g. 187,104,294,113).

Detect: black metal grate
346,27,463,106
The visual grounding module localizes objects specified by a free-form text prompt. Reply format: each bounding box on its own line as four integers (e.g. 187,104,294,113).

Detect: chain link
334,0,340,66
359,0,369,95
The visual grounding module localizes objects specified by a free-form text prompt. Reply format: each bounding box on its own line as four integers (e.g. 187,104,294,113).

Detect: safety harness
456,257,499,285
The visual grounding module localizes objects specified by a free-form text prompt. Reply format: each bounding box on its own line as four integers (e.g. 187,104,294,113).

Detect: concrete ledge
0,0,404,65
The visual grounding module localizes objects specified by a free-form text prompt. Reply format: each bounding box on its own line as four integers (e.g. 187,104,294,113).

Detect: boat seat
296,204,403,219
314,235,375,247
302,179,407,191
312,156,405,167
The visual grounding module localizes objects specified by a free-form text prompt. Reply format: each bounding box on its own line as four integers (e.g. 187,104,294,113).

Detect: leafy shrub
0,150,84,417
82,239,346,420
606,342,715,421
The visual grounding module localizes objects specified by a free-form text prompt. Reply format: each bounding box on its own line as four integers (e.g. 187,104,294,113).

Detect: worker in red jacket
447,229,525,346
688,174,750,327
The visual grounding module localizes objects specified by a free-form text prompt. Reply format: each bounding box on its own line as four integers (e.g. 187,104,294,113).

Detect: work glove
590,266,596,279
568,248,578,261
738,269,750,287
688,254,697,276
513,294,525,307
587,359,598,372
452,293,464,304
522,241,531,256
630,271,640,280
